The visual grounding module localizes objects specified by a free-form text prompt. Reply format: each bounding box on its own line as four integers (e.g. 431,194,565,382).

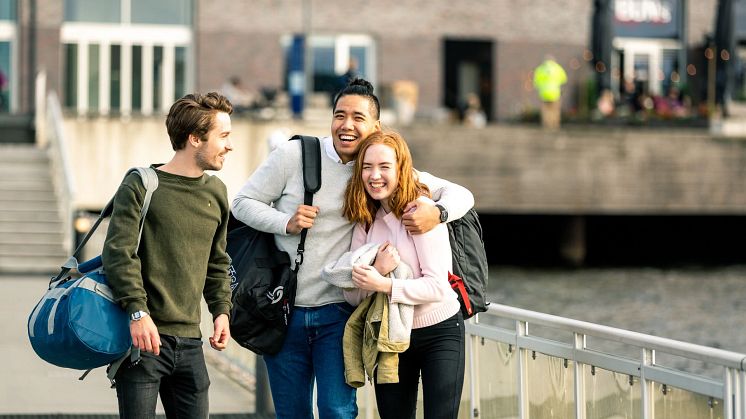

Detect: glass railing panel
458,337,473,419
652,382,722,419
527,351,575,418
475,340,519,418
584,365,641,419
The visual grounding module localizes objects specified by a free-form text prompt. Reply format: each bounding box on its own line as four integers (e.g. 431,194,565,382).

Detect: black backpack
227,135,321,355
447,208,489,319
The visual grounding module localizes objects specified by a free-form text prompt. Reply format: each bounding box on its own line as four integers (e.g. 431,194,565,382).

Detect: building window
63,44,77,108
0,40,11,112
131,0,190,25
0,0,15,21
283,34,376,99
614,38,682,96
64,0,120,23
0,0,16,113
62,0,192,116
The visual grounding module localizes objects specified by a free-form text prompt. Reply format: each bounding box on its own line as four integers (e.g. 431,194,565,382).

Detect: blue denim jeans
114,335,210,419
263,302,358,419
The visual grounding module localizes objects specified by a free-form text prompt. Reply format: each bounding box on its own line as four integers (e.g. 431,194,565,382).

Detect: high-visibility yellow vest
533,60,567,102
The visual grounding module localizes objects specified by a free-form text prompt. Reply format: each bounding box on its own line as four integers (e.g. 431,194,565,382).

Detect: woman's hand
373,241,400,276
352,264,393,293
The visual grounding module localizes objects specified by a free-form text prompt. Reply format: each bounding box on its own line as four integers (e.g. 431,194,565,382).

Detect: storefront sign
614,0,681,39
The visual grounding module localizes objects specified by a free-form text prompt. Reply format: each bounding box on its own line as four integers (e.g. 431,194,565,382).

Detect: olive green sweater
102,166,232,338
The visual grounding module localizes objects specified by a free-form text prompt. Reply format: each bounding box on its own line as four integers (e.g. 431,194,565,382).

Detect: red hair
343,131,430,226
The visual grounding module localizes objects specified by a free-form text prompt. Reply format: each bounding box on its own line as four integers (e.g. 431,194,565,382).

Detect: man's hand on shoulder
130,313,161,355
402,198,441,235
210,314,230,351
286,204,319,235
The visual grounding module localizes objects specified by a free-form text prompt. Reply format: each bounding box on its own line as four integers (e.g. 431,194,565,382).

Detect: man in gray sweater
232,78,474,418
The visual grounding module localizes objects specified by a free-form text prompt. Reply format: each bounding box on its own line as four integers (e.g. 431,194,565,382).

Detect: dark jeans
114,335,210,419
375,312,465,419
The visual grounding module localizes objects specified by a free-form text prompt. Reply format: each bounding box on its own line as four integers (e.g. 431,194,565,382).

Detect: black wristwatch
435,204,448,223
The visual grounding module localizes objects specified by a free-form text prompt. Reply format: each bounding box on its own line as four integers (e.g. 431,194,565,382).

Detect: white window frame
0,19,17,112
61,23,191,116
332,34,375,83
283,33,377,89
613,37,681,96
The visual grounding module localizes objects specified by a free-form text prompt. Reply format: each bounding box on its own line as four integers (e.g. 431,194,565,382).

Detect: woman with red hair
342,130,464,419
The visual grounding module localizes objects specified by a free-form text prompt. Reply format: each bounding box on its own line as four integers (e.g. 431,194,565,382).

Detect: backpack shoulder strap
289,135,322,269
291,135,322,202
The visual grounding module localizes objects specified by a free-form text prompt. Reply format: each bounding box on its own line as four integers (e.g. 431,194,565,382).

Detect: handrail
37,71,75,255
466,303,746,419
480,303,746,371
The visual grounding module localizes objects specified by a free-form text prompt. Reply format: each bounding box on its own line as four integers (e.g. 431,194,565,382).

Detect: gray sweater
232,136,474,307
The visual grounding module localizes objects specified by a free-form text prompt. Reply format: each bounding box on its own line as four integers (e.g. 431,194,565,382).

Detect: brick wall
196,32,284,94
14,0,722,119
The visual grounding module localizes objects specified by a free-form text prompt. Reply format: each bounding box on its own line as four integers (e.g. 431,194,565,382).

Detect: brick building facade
6,0,740,122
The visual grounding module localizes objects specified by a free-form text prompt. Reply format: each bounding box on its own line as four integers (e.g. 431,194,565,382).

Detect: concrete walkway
0,275,253,415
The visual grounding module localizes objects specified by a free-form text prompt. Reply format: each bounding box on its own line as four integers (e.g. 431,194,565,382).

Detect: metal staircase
0,144,68,274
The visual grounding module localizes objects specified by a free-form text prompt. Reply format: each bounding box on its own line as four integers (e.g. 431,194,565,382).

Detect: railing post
740,370,746,419
731,370,744,419
467,316,481,419
726,367,745,419
516,320,529,419
724,368,734,419
641,348,655,419
573,333,586,419
35,71,47,149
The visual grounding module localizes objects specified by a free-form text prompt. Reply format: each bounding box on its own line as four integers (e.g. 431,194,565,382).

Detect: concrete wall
400,125,746,214
62,117,329,210
62,117,746,215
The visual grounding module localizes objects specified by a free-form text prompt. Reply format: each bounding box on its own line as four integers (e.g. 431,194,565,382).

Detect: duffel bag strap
49,167,159,286
100,346,142,387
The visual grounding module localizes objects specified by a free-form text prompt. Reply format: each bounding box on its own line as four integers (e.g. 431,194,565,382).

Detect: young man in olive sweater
102,92,234,419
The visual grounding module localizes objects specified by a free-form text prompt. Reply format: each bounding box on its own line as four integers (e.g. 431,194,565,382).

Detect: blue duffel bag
27,167,158,378
28,256,131,370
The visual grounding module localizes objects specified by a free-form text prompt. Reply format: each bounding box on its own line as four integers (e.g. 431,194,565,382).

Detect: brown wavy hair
166,92,233,151
343,131,430,226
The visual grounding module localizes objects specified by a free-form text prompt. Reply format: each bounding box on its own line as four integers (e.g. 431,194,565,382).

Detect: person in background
221,76,255,114
463,92,487,128
533,55,567,130
103,92,234,419
232,78,474,418
340,130,465,419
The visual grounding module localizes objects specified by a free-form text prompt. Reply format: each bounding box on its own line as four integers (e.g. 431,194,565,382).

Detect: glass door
615,38,681,96
0,41,10,112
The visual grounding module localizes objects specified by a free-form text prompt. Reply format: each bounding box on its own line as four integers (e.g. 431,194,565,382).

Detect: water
484,265,746,376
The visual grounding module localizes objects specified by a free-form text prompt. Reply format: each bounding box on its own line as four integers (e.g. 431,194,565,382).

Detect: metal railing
465,303,746,419
211,300,746,418
36,71,75,254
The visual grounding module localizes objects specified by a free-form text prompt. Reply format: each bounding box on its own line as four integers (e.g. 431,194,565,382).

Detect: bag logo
228,265,238,291
266,286,284,304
